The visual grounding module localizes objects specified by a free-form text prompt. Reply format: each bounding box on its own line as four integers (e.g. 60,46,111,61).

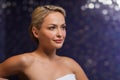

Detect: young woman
0,5,88,80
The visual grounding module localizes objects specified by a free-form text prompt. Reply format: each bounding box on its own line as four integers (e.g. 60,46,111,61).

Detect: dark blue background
0,0,120,80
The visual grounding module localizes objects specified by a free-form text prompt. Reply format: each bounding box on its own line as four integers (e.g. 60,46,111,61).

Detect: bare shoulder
0,52,34,77
1,52,34,67
60,56,88,80
60,56,80,70
0,78,8,80
14,52,35,67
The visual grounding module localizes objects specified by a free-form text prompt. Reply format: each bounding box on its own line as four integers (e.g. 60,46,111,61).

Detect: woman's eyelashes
61,25,66,30
48,24,66,30
48,25,56,30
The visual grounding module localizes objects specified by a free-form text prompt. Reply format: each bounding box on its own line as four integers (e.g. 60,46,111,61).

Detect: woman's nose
56,29,62,37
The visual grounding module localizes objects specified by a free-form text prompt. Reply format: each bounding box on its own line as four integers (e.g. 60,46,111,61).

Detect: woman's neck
34,46,57,60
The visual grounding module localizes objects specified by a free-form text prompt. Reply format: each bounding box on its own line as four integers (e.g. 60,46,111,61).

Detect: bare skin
0,52,88,80
0,12,88,80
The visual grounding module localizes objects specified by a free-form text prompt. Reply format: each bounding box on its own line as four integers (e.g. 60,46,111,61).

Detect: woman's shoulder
59,56,77,64
59,56,82,71
59,56,88,80
0,52,35,77
2,52,35,68
14,52,35,67
59,56,79,68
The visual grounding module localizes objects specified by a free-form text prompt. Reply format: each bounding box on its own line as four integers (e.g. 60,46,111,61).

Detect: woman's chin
56,46,62,49
55,44,63,49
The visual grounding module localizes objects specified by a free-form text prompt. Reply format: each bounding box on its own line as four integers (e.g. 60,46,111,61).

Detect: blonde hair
29,5,66,43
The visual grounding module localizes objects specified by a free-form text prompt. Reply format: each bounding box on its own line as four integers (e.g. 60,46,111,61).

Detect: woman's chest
23,61,73,80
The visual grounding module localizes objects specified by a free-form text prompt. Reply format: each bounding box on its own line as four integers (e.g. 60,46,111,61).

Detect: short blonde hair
29,5,66,43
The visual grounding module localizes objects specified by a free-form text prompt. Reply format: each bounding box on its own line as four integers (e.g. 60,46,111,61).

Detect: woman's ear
32,27,39,38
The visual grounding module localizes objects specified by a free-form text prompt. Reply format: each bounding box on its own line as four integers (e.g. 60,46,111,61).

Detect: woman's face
34,12,66,49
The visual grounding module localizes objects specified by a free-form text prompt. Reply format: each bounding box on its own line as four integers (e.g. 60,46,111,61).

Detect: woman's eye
48,26,56,30
61,26,66,30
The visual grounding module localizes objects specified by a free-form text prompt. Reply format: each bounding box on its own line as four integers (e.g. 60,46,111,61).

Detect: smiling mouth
54,40,63,43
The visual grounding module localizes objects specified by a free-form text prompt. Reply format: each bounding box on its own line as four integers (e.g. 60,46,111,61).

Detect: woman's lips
54,39,63,43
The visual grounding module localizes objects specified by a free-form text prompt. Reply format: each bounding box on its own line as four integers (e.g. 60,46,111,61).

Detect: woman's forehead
43,12,65,23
